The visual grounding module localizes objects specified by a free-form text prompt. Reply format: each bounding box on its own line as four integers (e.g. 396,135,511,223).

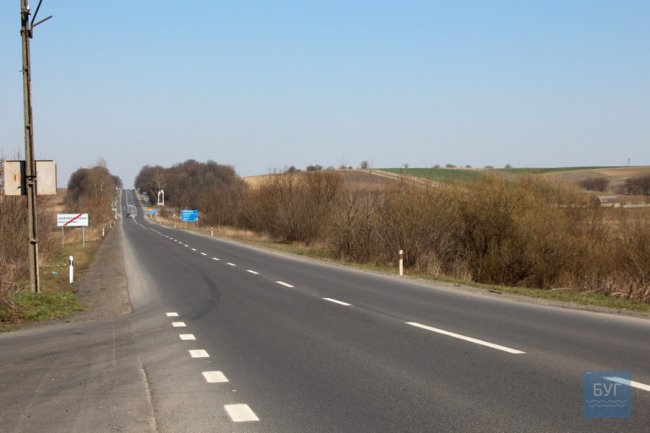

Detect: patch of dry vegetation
1,161,120,328
0,195,59,320
236,172,650,303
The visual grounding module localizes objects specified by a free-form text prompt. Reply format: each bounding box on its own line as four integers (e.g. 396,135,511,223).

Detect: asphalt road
2,189,649,432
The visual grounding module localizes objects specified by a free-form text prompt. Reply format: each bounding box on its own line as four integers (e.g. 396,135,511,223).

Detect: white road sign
57,213,89,227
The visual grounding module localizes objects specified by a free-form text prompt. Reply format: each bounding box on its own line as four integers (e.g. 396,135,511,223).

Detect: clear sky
1,1,649,187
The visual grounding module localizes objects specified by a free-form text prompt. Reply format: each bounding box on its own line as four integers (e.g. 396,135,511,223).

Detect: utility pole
20,0,51,293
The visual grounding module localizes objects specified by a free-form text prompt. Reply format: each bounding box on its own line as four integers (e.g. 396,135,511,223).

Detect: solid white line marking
405,322,525,354
200,252,207,256
166,312,179,317
171,321,186,328
212,257,220,261
202,371,228,383
227,262,236,267
189,349,210,358
246,270,259,275
323,298,351,307
605,376,650,392
179,334,196,341
224,404,259,422
276,281,294,288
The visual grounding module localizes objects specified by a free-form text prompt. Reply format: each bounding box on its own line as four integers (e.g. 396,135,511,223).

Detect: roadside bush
328,186,383,262
0,192,57,304
241,171,342,245
579,176,610,192
622,174,650,196
377,181,464,273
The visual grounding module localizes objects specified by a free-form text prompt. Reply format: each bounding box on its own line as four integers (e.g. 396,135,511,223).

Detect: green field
496,166,621,175
380,167,483,183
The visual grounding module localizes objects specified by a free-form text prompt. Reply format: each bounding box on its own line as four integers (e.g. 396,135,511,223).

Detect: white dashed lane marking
406,322,525,355
200,252,207,256
224,404,259,422
227,263,236,267
191,248,197,252
166,312,179,317
323,298,352,307
189,349,210,358
246,270,259,275
276,281,294,288
202,371,228,383
172,321,187,328
179,334,196,341
604,376,650,392
212,257,220,261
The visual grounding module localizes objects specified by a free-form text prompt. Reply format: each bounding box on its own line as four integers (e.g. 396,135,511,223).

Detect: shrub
622,174,650,195
241,171,342,245
579,176,610,192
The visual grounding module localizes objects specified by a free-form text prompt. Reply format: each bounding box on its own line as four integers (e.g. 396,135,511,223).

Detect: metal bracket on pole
30,0,52,34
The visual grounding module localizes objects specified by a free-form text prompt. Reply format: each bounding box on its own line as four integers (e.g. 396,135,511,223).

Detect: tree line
135,160,247,226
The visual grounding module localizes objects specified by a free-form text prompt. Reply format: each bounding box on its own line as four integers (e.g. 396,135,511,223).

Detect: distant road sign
57,213,89,227
181,210,198,222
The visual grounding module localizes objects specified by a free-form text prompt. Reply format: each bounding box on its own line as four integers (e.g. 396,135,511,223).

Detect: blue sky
1,1,649,186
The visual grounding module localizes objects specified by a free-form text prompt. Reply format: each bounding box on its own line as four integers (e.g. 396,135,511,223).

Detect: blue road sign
181,209,199,222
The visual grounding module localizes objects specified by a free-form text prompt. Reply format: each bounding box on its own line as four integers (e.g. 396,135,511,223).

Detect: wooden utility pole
20,0,51,292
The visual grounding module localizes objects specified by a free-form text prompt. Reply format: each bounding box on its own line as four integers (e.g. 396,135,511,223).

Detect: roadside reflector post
69,256,74,284
399,249,404,276
102,227,105,237
211,227,214,237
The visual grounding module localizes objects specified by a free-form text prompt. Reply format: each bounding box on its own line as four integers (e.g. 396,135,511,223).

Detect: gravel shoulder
71,221,132,321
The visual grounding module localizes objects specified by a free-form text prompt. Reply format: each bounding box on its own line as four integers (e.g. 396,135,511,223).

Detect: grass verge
0,240,100,332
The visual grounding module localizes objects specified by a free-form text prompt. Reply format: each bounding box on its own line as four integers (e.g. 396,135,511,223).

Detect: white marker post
399,249,404,276
69,256,74,284
211,227,214,237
